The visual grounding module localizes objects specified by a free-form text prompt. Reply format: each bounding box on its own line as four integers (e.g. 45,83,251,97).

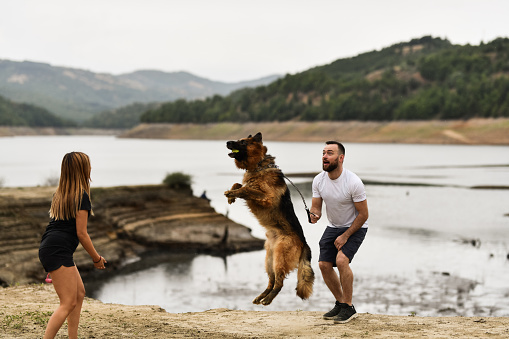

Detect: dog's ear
247,134,252,138
253,132,262,142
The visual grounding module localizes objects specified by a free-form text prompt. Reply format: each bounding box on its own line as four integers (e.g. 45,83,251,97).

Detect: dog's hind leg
260,236,300,305
260,272,284,305
253,275,274,304
253,237,275,304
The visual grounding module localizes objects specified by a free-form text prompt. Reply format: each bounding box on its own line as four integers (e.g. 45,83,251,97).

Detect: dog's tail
296,243,314,300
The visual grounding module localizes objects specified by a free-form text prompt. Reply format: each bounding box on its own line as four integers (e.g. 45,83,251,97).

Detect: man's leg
319,227,352,320
333,251,358,324
319,260,349,319
336,251,353,305
318,261,344,303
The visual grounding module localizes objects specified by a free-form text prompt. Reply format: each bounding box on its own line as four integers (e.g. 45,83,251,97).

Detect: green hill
0,60,279,122
140,36,509,123
83,102,160,129
0,95,73,127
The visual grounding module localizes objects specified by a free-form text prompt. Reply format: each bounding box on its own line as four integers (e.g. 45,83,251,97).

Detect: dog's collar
250,163,279,173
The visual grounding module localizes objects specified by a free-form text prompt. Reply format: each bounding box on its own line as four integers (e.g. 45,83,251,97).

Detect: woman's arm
76,210,106,269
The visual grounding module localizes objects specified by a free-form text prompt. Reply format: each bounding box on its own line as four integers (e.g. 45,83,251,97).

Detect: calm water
1,136,508,316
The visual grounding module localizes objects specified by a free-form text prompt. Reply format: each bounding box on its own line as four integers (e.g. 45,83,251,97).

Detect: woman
39,152,107,339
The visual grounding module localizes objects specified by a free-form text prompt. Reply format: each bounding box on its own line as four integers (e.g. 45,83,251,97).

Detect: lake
1,135,508,316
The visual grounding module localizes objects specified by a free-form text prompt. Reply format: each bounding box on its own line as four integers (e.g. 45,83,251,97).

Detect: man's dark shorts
319,226,367,265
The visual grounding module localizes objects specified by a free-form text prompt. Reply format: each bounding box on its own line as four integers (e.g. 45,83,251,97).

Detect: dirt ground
1,285,508,338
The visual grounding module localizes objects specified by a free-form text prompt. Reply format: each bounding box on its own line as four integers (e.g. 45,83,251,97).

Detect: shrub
162,172,192,189
43,176,59,187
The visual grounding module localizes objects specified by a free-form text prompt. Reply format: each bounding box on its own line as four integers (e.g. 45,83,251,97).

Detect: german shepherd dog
224,132,314,305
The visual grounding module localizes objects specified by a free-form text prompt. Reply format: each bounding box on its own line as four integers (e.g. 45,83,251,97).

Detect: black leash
252,162,317,223
281,173,317,224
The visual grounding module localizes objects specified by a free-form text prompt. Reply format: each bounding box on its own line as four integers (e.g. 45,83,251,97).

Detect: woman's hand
93,256,107,270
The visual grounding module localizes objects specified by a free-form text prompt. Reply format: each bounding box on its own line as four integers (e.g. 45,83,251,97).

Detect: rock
0,185,264,285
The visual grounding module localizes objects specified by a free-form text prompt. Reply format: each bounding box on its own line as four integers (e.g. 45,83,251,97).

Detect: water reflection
86,223,509,316
87,251,273,313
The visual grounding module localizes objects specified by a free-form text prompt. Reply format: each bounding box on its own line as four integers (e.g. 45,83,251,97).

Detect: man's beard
323,159,339,172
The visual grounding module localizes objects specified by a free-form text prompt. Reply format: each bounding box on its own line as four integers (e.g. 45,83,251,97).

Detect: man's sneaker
333,304,358,324
323,301,348,320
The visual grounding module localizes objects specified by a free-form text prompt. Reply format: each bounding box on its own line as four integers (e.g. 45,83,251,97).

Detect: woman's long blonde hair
49,152,92,220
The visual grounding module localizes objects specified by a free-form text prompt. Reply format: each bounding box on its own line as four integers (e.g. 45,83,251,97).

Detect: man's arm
334,199,369,250
310,197,323,224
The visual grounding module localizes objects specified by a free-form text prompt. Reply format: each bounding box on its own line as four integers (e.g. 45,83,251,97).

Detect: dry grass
118,118,509,145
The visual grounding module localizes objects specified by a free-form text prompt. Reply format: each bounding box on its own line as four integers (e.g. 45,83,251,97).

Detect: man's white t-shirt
312,168,368,229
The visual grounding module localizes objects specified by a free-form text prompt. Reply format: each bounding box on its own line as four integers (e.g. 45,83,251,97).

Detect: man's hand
334,234,348,251
310,197,322,224
309,211,320,224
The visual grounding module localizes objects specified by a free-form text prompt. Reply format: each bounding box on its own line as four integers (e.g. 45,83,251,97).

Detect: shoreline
2,118,509,144
119,118,509,145
1,284,508,338
0,126,124,137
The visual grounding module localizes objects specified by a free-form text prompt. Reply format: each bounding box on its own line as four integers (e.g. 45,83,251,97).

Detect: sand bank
119,118,509,145
1,285,508,338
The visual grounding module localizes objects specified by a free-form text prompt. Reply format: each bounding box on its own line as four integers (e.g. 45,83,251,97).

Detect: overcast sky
1,0,508,82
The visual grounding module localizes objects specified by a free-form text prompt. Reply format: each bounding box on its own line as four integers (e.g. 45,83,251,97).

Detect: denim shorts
319,226,367,265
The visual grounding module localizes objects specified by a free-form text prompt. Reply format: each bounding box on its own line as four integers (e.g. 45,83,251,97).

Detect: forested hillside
83,102,160,129
0,60,279,122
0,95,73,127
141,36,509,123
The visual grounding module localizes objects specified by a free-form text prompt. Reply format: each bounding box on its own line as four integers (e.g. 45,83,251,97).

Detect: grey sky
1,0,507,82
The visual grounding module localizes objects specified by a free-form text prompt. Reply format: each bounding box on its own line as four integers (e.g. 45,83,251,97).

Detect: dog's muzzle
226,141,241,158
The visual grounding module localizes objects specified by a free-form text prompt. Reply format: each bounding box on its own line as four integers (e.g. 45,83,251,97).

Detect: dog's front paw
224,190,236,204
230,183,242,190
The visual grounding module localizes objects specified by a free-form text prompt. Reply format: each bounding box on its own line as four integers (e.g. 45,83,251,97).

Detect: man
310,141,369,324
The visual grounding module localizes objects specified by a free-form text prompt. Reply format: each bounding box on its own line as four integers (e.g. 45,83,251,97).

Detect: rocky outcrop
0,185,264,286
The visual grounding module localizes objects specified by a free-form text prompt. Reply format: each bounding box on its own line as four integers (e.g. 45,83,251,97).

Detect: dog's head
226,132,267,170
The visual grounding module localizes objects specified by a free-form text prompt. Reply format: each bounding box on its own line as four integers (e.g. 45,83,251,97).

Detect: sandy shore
1,285,508,338
118,118,509,145
2,118,509,145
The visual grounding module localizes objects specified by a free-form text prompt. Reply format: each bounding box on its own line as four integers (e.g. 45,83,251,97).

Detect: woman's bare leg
43,266,78,339
66,266,86,339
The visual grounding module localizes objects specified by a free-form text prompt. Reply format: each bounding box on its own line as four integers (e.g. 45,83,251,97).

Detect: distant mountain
0,94,73,127
141,36,509,124
0,60,280,122
83,102,160,129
